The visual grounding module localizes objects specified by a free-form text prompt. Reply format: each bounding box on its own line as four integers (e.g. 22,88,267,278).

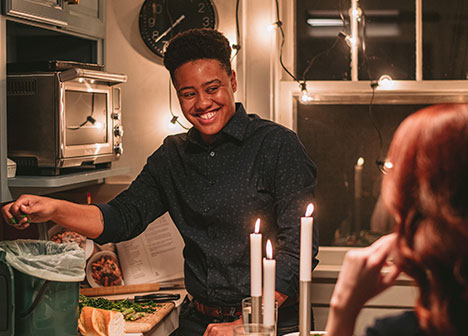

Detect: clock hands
154,15,185,44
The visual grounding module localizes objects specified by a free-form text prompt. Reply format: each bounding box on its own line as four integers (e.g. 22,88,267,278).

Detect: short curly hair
163,28,232,78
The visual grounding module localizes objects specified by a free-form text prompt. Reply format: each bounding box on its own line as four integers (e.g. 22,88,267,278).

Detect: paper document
116,212,185,285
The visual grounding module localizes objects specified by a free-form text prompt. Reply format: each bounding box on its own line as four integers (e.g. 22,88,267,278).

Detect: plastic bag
0,239,85,282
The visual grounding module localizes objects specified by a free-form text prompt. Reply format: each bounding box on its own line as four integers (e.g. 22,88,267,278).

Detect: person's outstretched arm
2,194,104,238
326,234,400,336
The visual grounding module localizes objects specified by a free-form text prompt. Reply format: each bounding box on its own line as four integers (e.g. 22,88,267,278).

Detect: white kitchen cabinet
2,0,105,38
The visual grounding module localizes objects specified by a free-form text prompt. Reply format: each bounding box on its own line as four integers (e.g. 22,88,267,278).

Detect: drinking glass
233,323,275,336
241,297,278,334
241,297,278,324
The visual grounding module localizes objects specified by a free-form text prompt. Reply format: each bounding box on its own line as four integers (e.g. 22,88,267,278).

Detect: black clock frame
138,0,218,58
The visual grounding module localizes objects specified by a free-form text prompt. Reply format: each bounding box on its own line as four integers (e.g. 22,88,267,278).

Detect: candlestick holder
251,295,262,324
299,280,311,336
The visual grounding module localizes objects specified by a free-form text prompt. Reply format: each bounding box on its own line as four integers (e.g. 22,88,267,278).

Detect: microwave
7,68,127,175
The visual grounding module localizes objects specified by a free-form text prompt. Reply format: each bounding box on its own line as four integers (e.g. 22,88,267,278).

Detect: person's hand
203,317,242,336
326,233,400,336
1,194,59,230
331,233,400,314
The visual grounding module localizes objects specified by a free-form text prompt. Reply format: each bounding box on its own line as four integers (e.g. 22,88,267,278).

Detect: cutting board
80,282,160,296
124,302,175,333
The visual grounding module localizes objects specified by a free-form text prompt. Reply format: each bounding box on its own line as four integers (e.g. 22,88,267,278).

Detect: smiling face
173,59,237,144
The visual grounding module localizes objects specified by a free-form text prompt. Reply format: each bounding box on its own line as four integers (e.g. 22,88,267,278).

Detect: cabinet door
66,0,105,38
3,0,68,27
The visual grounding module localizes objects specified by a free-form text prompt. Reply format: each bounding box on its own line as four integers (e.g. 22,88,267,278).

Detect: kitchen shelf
8,167,130,187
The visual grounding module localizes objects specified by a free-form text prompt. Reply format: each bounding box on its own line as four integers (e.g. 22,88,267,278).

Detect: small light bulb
345,35,358,48
267,23,276,32
384,161,393,170
378,75,394,89
300,89,313,103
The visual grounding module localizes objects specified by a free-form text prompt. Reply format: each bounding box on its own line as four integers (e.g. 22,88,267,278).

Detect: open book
115,212,185,286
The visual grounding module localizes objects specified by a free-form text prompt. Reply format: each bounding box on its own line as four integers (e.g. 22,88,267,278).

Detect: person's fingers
367,234,397,268
1,202,13,224
2,202,25,228
381,263,401,288
12,222,30,230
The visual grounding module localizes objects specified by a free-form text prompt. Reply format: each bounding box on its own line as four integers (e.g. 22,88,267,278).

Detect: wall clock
139,0,218,58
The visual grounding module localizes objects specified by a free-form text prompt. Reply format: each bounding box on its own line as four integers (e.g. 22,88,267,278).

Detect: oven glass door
65,90,108,145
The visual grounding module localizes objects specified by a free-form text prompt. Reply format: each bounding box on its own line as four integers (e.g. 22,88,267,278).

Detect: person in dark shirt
325,104,468,336
2,29,318,335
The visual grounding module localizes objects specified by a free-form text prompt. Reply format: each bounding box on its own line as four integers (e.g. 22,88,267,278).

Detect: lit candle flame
254,218,261,234
305,203,314,217
266,240,273,259
357,157,364,166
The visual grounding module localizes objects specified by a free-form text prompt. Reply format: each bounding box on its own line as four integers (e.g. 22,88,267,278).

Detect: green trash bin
0,239,85,336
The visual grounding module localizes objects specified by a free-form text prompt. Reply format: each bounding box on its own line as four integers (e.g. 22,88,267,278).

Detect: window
296,0,468,81
294,0,468,246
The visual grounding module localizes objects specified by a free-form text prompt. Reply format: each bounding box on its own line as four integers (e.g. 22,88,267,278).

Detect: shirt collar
187,103,249,146
221,103,249,142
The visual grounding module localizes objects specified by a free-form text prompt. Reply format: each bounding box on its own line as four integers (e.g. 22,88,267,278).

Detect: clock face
139,0,218,58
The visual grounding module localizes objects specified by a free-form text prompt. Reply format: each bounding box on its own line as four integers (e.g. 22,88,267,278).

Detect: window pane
358,0,415,80
296,102,427,246
296,0,416,80
296,0,351,80
423,0,468,80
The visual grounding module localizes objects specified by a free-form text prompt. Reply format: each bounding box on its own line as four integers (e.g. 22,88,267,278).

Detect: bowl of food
86,251,124,287
48,224,94,259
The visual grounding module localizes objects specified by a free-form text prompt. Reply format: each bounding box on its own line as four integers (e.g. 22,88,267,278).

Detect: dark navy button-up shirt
96,103,318,306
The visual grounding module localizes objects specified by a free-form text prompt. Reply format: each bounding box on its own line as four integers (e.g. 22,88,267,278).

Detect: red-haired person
326,103,468,336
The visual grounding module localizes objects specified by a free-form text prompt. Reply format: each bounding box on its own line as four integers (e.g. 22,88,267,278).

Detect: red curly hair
382,104,468,336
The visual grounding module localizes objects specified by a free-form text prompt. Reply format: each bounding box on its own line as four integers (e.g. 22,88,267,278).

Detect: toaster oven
7,68,127,175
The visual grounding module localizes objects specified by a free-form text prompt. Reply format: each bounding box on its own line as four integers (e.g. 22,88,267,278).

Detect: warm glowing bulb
254,218,261,234
94,121,103,129
384,161,393,170
266,240,273,259
357,157,364,166
378,75,394,89
305,203,314,217
350,7,362,19
345,35,358,48
167,119,179,130
300,89,313,103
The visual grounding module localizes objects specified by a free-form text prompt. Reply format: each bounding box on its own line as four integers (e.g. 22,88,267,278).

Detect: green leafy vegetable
79,294,162,321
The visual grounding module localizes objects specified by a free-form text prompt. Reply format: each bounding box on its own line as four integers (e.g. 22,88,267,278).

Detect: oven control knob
111,112,121,120
114,143,123,156
114,125,124,137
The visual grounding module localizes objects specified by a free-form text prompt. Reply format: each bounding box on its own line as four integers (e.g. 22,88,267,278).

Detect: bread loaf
78,306,125,336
